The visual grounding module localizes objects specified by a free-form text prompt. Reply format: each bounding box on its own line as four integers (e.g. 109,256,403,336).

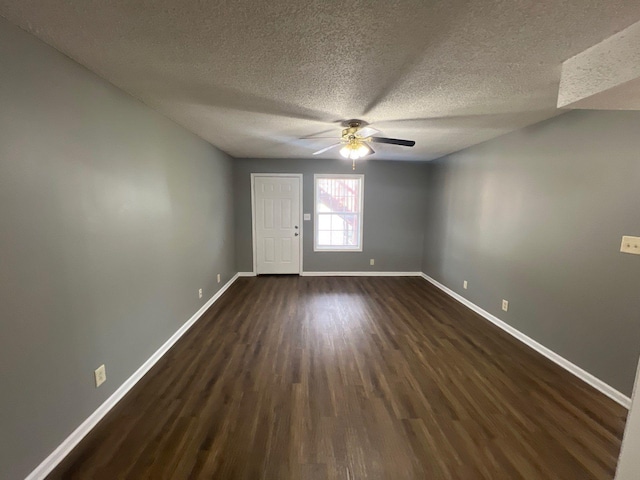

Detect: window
314,174,364,251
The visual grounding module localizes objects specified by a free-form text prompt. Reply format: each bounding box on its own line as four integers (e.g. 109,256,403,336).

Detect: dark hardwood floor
49,276,627,479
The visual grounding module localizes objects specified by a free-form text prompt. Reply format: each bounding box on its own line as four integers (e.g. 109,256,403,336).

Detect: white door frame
251,173,304,275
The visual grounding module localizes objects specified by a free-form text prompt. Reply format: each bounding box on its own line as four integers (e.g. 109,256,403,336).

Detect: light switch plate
303,213,311,221
620,235,640,255
94,364,106,388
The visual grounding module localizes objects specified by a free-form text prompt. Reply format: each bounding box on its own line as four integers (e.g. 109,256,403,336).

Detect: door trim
251,173,303,275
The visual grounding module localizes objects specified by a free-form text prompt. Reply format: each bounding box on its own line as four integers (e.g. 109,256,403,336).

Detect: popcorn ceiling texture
559,20,640,109
1,0,639,160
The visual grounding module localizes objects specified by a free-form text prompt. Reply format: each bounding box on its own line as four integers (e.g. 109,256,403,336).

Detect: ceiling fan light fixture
356,143,370,158
339,141,370,160
339,145,351,159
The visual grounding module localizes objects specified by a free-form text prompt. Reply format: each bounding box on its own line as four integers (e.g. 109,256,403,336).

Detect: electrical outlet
198,288,203,299
370,259,375,266
94,364,106,388
620,235,640,255
463,280,468,289
217,273,221,283
502,299,509,312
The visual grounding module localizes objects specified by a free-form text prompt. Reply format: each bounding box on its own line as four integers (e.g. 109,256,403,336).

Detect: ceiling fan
308,120,416,168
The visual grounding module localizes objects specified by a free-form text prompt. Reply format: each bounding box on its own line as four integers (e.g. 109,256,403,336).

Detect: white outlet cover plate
502,300,509,311
303,213,311,221
620,235,640,255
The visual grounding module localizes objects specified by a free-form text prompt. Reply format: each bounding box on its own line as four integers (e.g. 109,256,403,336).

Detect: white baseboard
420,273,631,409
301,271,423,277
26,273,240,480
242,271,421,277
237,271,256,277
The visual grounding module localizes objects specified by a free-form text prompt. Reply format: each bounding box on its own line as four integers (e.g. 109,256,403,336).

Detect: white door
253,175,301,274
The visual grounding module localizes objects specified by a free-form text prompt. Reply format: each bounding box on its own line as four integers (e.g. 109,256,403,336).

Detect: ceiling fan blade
312,143,342,155
300,136,339,140
357,126,380,138
362,143,375,156
369,137,416,147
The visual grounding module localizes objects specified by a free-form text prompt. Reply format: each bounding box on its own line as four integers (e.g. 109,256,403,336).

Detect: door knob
295,226,299,229
295,233,299,236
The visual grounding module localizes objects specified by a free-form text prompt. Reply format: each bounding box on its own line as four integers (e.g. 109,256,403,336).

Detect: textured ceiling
559,20,640,109
1,1,639,161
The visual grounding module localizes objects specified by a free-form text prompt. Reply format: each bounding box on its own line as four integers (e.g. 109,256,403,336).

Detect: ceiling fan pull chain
352,158,355,170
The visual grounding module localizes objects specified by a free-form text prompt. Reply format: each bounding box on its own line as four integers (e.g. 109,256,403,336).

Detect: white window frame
314,174,364,252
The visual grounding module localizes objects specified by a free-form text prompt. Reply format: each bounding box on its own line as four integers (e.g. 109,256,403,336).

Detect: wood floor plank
48,276,628,479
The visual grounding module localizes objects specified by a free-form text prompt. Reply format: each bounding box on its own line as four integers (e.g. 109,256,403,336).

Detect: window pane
317,230,331,246
315,176,363,250
318,213,331,229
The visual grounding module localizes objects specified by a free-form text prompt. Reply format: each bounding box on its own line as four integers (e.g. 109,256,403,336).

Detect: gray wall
422,110,640,396
234,158,427,273
0,18,235,479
